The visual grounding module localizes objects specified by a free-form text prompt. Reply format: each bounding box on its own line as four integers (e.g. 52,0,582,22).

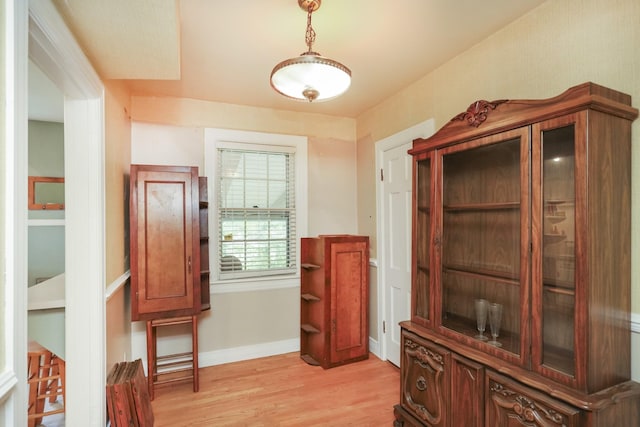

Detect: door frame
1,1,30,424
375,119,434,362
27,1,107,425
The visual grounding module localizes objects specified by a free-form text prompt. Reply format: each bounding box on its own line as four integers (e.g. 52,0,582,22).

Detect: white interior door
376,120,434,367
382,143,412,366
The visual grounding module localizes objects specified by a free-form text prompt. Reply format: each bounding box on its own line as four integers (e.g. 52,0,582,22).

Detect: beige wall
104,80,132,284
127,109,359,356
355,0,640,378
307,136,358,235
104,79,133,371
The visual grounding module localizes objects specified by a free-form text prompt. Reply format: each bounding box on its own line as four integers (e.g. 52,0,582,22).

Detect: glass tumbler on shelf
474,299,489,341
488,303,503,347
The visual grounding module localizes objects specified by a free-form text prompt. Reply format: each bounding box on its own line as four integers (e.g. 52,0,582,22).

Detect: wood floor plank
151,352,399,426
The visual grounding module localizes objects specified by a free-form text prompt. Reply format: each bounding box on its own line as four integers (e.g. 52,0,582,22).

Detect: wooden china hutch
393,83,640,426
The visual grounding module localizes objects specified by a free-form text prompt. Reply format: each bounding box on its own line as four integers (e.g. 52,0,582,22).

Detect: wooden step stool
27,341,65,427
146,315,199,400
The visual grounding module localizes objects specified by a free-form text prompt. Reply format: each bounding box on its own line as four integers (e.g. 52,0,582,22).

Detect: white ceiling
45,0,546,118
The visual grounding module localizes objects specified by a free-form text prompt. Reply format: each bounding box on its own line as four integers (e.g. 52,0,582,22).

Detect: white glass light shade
270,53,351,102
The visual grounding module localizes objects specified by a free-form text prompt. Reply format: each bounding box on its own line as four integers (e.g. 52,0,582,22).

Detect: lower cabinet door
486,371,583,426
400,331,450,427
451,354,484,427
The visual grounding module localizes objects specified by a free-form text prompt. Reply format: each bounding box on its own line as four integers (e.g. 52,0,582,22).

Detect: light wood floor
151,352,400,426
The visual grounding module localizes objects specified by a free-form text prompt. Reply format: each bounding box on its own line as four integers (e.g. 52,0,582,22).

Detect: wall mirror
28,176,65,210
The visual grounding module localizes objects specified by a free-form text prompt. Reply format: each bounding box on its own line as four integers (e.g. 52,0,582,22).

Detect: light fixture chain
304,5,316,52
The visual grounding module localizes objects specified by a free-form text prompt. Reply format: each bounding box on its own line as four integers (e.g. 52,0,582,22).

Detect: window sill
211,274,300,294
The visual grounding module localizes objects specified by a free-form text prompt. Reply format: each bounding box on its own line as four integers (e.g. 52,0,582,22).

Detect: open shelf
301,293,320,302
301,263,320,270
300,354,320,366
417,263,430,273
301,323,320,334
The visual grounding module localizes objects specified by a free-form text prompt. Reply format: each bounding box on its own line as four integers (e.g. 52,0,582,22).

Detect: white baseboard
632,313,640,334
199,336,382,368
136,335,381,372
369,337,381,359
198,338,300,368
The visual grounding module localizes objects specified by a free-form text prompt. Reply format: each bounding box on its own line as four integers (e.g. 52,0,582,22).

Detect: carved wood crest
452,99,508,128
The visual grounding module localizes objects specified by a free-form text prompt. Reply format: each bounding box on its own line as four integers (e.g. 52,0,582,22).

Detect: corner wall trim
0,371,18,404
632,313,640,334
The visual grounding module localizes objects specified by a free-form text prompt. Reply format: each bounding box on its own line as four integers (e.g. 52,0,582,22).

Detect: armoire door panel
141,180,190,298
331,244,367,358
130,165,202,321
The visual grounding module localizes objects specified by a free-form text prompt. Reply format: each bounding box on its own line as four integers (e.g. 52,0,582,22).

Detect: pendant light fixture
270,0,351,102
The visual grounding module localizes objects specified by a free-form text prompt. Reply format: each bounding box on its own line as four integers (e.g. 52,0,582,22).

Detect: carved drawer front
401,331,450,427
486,371,583,426
451,354,484,427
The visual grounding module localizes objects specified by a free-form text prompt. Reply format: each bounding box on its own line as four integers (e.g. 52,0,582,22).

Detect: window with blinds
217,147,296,279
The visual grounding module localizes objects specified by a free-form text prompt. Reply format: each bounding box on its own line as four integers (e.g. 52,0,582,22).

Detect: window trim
204,128,308,293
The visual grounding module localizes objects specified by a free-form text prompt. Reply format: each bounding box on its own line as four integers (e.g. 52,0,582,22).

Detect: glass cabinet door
438,128,529,360
412,154,431,326
532,114,581,384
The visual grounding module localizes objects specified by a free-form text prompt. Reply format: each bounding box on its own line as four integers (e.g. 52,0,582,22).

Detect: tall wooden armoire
130,164,209,320
129,164,210,399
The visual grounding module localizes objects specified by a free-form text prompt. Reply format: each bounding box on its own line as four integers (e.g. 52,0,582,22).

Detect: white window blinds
217,148,296,279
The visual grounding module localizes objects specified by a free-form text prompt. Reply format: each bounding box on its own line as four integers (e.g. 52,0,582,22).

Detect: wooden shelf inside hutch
441,313,521,356
395,83,640,427
443,201,520,211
